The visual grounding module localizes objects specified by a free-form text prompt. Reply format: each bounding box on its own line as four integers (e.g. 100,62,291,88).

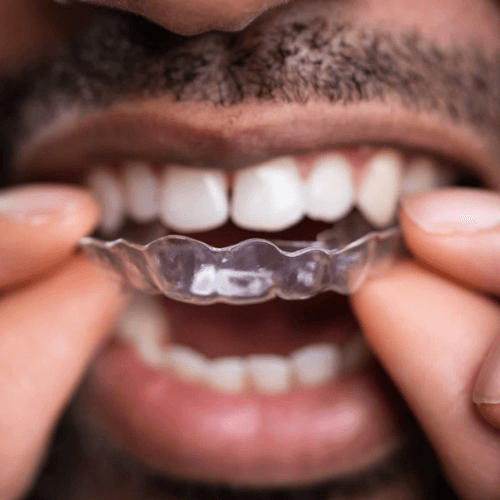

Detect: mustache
1,9,500,182
12,10,500,109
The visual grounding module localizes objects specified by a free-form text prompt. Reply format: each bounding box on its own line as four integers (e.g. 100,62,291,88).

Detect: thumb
400,188,500,432
400,187,500,294
351,261,500,500
351,188,500,499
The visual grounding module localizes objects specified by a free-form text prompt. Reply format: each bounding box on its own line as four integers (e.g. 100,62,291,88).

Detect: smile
6,4,499,498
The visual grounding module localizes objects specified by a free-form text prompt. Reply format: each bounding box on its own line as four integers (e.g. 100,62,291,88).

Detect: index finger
0,184,99,289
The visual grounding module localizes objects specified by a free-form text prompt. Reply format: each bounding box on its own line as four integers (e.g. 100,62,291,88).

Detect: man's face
1,1,500,499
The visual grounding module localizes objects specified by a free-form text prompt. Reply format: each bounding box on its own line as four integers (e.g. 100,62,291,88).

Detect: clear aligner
79,211,403,304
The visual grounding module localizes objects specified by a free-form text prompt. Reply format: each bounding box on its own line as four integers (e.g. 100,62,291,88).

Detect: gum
79,210,402,304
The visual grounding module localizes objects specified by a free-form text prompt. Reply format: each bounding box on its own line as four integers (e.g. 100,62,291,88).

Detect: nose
77,0,292,34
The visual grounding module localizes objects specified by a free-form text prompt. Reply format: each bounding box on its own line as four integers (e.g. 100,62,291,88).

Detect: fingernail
402,188,500,234
473,336,500,405
0,185,81,225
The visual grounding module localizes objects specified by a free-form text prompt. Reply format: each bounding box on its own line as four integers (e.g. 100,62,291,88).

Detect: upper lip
13,95,500,189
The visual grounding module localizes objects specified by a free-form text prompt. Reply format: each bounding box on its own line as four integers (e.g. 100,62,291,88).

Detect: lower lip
82,340,407,487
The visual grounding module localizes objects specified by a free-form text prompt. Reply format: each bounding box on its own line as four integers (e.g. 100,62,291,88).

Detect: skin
0,1,500,499
78,0,293,34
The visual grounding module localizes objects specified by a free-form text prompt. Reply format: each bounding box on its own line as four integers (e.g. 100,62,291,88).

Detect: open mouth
86,147,427,397
80,147,419,485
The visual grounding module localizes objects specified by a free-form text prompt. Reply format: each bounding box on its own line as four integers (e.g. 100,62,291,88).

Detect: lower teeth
115,294,371,395
81,210,402,304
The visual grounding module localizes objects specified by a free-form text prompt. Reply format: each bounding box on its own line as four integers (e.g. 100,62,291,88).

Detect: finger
0,254,125,499
350,261,500,500
400,188,500,295
401,187,500,475
0,184,99,289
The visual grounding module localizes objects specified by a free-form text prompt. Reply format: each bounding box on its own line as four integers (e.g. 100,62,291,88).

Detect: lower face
4,0,500,499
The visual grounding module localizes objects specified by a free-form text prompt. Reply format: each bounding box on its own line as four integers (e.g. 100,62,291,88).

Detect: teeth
305,154,355,222
103,148,456,394
123,161,159,223
120,338,368,394
357,151,403,228
87,166,126,236
248,355,292,394
291,344,342,387
159,166,229,232
92,149,456,237
164,346,208,383
401,156,449,198
206,357,247,393
115,293,169,366
115,296,367,393
231,157,306,231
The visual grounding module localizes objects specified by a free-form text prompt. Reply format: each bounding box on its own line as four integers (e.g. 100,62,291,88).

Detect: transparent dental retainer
79,210,403,305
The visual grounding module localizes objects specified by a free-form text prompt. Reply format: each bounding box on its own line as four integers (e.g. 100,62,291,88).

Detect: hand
0,185,125,500
351,187,500,500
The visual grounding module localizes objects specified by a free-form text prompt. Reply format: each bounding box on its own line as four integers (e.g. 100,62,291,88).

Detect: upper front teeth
123,161,159,223
87,166,126,237
159,166,229,232
305,154,355,222
87,149,455,236
357,151,403,227
232,157,306,231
